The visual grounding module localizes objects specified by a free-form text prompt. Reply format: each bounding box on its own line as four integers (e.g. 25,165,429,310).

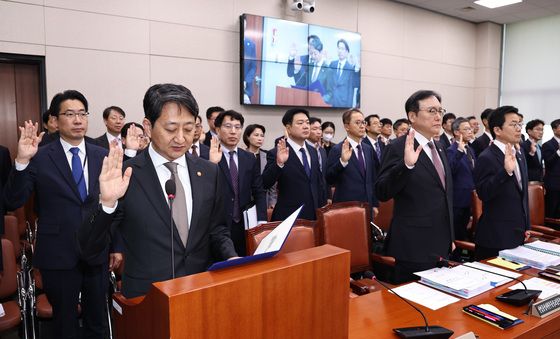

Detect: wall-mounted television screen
241,13,361,108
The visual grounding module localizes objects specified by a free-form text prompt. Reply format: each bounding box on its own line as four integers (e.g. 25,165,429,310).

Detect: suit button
231,198,234,201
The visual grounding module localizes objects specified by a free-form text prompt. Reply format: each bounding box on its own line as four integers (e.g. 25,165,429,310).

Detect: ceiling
391,0,560,24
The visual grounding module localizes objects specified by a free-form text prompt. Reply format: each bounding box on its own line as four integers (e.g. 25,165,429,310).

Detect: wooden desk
349,280,560,338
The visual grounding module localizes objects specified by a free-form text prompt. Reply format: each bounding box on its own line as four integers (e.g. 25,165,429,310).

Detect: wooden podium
112,245,350,339
275,86,331,107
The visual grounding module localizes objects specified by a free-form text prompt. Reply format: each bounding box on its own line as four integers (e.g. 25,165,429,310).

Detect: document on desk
243,205,258,229
509,277,560,300
391,282,459,310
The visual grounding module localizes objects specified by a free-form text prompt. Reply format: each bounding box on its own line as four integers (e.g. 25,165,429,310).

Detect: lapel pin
197,171,202,177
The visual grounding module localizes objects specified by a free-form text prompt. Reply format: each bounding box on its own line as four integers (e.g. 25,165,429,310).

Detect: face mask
323,133,333,142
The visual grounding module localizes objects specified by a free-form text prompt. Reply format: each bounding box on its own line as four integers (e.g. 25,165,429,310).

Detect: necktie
191,144,198,157
229,151,240,223
315,144,323,172
427,142,446,188
465,145,475,169
374,140,381,160
163,162,189,245
337,61,342,78
536,143,542,162
356,144,366,177
312,64,319,82
300,147,311,178
513,150,522,189
70,147,87,201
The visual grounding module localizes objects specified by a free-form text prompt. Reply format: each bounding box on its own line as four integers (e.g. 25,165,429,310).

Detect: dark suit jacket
78,150,236,298
95,134,110,150
327,60,356,107
375,135,454,263
0,146,11,271
439,133,453,150
542,137,560,191
521,139,543,182
474,144,529,250
287,55,309,88
262,143,326,221
203,131,212,147
362,136,385,172
446,143,476,208
326,140,378,209
471,133,491,157
198,143,210,160
3,140,114,270
39,132,97,147
257,150,276,207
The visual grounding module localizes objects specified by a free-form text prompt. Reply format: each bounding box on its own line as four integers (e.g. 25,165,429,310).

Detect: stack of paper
415,263,521,299
499,241,560,270
508,277,560,300
390,282,459,310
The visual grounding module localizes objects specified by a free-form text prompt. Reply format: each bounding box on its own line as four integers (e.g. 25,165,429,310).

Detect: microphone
362,271,453,338
434,256,541,306
165,179,176,279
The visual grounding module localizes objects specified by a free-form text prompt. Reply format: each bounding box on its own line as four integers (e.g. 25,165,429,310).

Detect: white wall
0,0,501,148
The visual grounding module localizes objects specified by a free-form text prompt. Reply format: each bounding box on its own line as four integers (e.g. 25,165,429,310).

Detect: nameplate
531,294,560,318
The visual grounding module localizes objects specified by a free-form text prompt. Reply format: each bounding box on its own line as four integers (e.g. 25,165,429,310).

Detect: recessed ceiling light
474,0,522,9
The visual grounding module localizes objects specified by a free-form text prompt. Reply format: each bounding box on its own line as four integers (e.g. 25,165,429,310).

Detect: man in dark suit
79,84,237,298
95,106,125,149
471,108,494,157
375,90,454,284
307,117,328,203
306,37,331,104
364,114,385,172
190,115,209,159
474,106,530,260
326,39,359,108
287,35,320,89
203,106,224,147
392,118,410,139
0,145,11,274
521,119,544,182
379,118,393,145
446,118,476,242
4,90,122,338
209,110,266,255
326,109,378,217
439,112,456,150
542,119,560,218
262,108,327,221
42,109,58,134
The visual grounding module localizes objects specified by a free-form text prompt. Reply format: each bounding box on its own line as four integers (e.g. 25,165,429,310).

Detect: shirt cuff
124,149,137,158
15,161,29,171
340,159,348,167
101,201,118,214
556,149,560,157
405,163,415,170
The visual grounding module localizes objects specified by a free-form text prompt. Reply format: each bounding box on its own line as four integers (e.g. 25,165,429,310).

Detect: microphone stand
168,194,175,279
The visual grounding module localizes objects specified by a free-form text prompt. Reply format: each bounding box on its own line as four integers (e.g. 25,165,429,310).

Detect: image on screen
241,14,361,108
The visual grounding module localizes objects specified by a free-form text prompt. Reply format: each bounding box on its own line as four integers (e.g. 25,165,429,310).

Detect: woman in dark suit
243,124,276,208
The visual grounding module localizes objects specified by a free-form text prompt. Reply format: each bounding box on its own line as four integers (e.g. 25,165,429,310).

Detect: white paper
391,282,460,310
243,205,258,229
0,303,4,317
509,277,560,300
464,262,522,279
253,205,303,255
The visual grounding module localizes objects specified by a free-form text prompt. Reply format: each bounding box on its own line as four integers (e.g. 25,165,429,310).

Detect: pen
467,307,501,322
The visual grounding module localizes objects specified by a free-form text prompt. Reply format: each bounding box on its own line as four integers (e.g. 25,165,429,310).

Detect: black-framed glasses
60,110,89,119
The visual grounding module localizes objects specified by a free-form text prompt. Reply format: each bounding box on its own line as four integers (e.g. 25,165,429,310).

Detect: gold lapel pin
197,171,202,177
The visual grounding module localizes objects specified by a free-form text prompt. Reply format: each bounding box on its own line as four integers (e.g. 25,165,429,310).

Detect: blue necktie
536,144,542,163
70,147,87,201
300,147,311,178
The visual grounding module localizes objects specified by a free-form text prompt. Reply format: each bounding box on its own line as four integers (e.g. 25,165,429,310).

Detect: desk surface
349,279,560,339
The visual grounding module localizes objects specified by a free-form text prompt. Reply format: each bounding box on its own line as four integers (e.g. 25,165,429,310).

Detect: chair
0,239,22,333
245,219,318,255
373,199,393,233
454,191,480,254
527,183,560,237
3,215,21,258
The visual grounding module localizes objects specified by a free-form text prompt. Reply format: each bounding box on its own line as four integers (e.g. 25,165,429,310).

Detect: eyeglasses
352,120,366,126
59,110,89,119
508,123,523,129
418,107,447,116
221,123,243,131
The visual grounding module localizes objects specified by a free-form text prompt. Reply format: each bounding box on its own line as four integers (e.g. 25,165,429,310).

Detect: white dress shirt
106,132,122,149
286,137,311,168
405,128,443,169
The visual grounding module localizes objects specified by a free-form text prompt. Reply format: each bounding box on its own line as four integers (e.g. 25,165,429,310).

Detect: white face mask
323,133,334,142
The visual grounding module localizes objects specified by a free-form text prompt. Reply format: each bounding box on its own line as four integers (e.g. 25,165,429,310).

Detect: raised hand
209,136,222,164
99,145,132,208
529,140,537,156
504,143,516,174
404,130,422,167
457,134,465,152
123,124,141,150
276,138,289,166
340,138,352,163
15,120,44,165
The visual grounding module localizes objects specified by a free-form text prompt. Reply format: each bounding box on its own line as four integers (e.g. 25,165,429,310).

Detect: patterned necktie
465,145,475,169
191,144,198,157
536,143,542,162
229,151,240,222
300,147,311,178
427,142,446,188
374,140,381,160
356,144,366,177
163,162,189,245
69,147,87,201
514,150,522,189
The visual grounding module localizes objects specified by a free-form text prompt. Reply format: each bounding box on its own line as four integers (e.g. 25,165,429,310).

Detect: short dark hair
342,108,363,124
321,121,335,132
337,39,349,52
551,119,560,130
380,118,393,127
404,90,441,116
309,116,322,125
42,110,50,124
243,124,266,147
195,115,202,123
309,36,323,52
480,108,493,121
282,108,309,126
393,118,410,131
488,105,519,139
214,110,244,128
526,119,545,132
143,83,199,125
365,114,380,125
206,106,224,119
49,90,88,117
442,112,456,125
102,106,126,120
452,117,469,132
121,122,144,139
466,116,476,121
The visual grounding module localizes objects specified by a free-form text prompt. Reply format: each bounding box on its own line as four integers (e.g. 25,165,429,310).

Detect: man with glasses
473,106,530,260
522,119,545,182
4,90,122,338
209,110,266,255
95,106,126,149
375,90,454,283
326,109,379,218
189,115,209,159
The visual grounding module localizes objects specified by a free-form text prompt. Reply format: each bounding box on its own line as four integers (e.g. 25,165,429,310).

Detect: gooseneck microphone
165,179,176,279
435,256,541,306
363,271,453,338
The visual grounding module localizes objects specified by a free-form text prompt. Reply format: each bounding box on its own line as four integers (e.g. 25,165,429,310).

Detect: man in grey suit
79,84,237,298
